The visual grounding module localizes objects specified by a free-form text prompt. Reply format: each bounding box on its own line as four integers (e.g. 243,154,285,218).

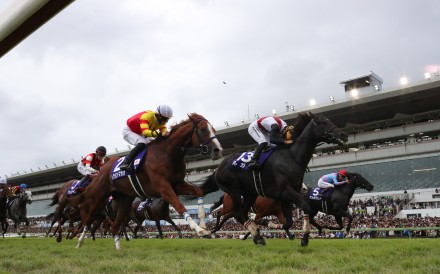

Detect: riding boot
120,143,146,171
78,174,91,188
319,187,332,197
247,142,268,171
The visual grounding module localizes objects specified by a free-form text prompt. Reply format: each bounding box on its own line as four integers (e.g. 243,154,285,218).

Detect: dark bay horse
209,193,295,240
7,190,33,238
70,113,223,249
198,112,348,246
307,172,374,234
0,185,12,237
130,198,183,239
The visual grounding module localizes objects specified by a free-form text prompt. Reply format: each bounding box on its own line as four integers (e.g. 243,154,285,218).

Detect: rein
171,118,218,154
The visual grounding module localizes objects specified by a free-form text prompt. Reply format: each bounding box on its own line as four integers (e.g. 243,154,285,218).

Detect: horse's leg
110,197,134,250
174,182,207,229
155,220,164,239
308,214,324,235
214,212,234,233
280,203,295,240
242,231,251,240
280,187,312,247
164,183,209,237
166,216,182,239
232,193,264,245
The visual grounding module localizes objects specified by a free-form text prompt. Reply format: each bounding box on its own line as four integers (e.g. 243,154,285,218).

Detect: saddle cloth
231,149,274,170
110,147,147,181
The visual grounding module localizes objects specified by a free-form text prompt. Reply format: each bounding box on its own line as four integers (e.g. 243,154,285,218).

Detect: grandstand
4,73,440,218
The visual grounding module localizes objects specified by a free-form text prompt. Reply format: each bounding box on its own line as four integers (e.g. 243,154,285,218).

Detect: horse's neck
289,124,320,169
339,183,356,199
167,123,194,150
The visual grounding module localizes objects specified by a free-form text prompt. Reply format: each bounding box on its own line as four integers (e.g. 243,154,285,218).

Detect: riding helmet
20,183,27,189
338,169,348,177
96,146,107,156
156,104,173,118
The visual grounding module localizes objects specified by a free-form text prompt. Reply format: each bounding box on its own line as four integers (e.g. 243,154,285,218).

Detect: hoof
198,229,211,238
301,237,309,247
56,236,62,243
253,235,266,246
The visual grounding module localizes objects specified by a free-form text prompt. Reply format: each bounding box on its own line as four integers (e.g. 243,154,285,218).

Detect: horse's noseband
192,119,218,155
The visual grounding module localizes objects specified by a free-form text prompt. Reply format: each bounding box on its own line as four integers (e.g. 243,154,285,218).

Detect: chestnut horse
130,198,183,239
70,113,223,250
48,179,105,242
198,112,348,247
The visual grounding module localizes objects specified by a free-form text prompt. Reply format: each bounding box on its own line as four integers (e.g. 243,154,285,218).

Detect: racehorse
0,185,12,237
7,190,33,238
69,113,223,250
130,198,183,239
198,112,348,246
209,194,295,240
307,172,374,234
48,179,79,242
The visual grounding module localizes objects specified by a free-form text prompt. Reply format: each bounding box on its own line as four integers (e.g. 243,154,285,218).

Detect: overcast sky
0,0,439,178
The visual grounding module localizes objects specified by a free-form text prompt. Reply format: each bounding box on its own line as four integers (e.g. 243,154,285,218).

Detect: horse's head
347,172,374,191
19,190,33,204
187,113,223,160
309,112,348,146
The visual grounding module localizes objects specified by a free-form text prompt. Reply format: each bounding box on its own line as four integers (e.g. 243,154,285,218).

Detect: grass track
0,237,439,274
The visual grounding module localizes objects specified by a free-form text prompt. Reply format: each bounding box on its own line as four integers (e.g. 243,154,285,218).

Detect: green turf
0,237,439,274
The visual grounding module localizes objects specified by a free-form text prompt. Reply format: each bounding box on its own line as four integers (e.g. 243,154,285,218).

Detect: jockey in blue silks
317,169,349,195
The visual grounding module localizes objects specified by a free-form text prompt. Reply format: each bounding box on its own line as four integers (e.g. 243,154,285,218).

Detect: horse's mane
169,113,205,133
291,112,312,140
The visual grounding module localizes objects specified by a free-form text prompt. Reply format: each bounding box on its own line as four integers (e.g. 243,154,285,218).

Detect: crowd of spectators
4,202,439,240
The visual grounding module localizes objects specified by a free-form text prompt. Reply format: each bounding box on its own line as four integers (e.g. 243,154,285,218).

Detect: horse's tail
47,192,58,208
209,195,224,213
199,172,220,196
46,212,55,219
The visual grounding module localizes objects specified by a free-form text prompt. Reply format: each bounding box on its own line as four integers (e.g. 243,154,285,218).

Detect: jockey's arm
269,124,290,145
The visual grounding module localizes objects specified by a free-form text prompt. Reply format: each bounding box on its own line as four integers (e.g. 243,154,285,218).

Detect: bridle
172,118,218,155
192,119,218,154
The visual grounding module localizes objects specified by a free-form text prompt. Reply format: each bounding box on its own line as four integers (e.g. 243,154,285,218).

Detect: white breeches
77,163,96,176
318,178,335,188
122,126,153,146
248,122,270,145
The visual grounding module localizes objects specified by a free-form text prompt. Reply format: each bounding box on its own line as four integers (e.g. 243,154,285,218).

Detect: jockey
11,183,27,197
76,146,107,192
120,104,173,172
317,169,349,196
247,116,293,171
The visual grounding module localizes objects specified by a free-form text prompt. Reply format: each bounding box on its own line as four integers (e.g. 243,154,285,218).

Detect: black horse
198,112,348,246
0,185,12,237
7,190,33,238
130,198,183,239
307,172,374,234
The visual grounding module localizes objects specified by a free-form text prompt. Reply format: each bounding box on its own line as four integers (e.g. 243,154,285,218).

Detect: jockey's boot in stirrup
78,174,91,188
120,143,146,172
247,142,268,171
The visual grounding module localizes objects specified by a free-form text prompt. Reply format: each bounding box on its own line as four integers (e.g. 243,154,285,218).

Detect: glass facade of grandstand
304,155,440,193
